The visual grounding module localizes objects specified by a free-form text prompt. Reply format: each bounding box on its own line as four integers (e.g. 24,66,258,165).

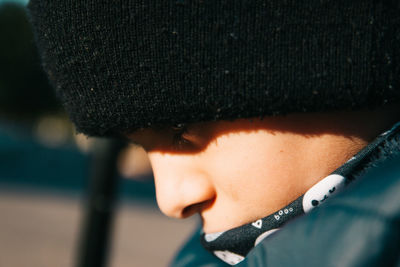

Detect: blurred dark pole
77,138,126,267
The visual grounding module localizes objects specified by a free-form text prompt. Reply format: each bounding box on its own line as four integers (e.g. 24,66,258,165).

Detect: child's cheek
204,132,304,224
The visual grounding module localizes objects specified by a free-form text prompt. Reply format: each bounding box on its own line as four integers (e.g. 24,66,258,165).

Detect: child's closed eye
171,124,191,149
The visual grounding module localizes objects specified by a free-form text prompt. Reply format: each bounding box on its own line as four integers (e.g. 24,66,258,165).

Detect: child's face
127,114,372,233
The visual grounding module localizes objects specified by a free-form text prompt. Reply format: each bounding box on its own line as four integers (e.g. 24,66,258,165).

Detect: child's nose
149,153,216,219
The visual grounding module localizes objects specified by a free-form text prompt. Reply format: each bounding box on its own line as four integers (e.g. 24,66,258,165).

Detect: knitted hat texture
28,0,400,137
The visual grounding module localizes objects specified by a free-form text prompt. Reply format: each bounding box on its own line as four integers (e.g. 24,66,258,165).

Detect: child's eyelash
171,124,189,148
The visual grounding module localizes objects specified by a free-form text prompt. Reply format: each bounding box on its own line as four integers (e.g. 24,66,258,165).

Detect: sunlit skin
127,107,399,233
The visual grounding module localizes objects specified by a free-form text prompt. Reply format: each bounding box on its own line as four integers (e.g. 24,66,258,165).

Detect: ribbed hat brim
28,0,400,136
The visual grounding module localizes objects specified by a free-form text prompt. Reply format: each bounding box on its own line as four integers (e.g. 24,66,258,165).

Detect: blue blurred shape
0,0,28,6
0,121,89,192
0,121,157,202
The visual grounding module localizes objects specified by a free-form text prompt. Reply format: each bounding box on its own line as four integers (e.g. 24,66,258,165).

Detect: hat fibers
28,0,400,137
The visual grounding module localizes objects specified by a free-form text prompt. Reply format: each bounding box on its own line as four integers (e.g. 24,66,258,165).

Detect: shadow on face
126,105,400,155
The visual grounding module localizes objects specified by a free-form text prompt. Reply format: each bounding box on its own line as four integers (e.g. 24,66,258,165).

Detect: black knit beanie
28,0,400,137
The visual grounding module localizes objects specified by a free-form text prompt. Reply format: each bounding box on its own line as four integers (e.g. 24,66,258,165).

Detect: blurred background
0,1,197,266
